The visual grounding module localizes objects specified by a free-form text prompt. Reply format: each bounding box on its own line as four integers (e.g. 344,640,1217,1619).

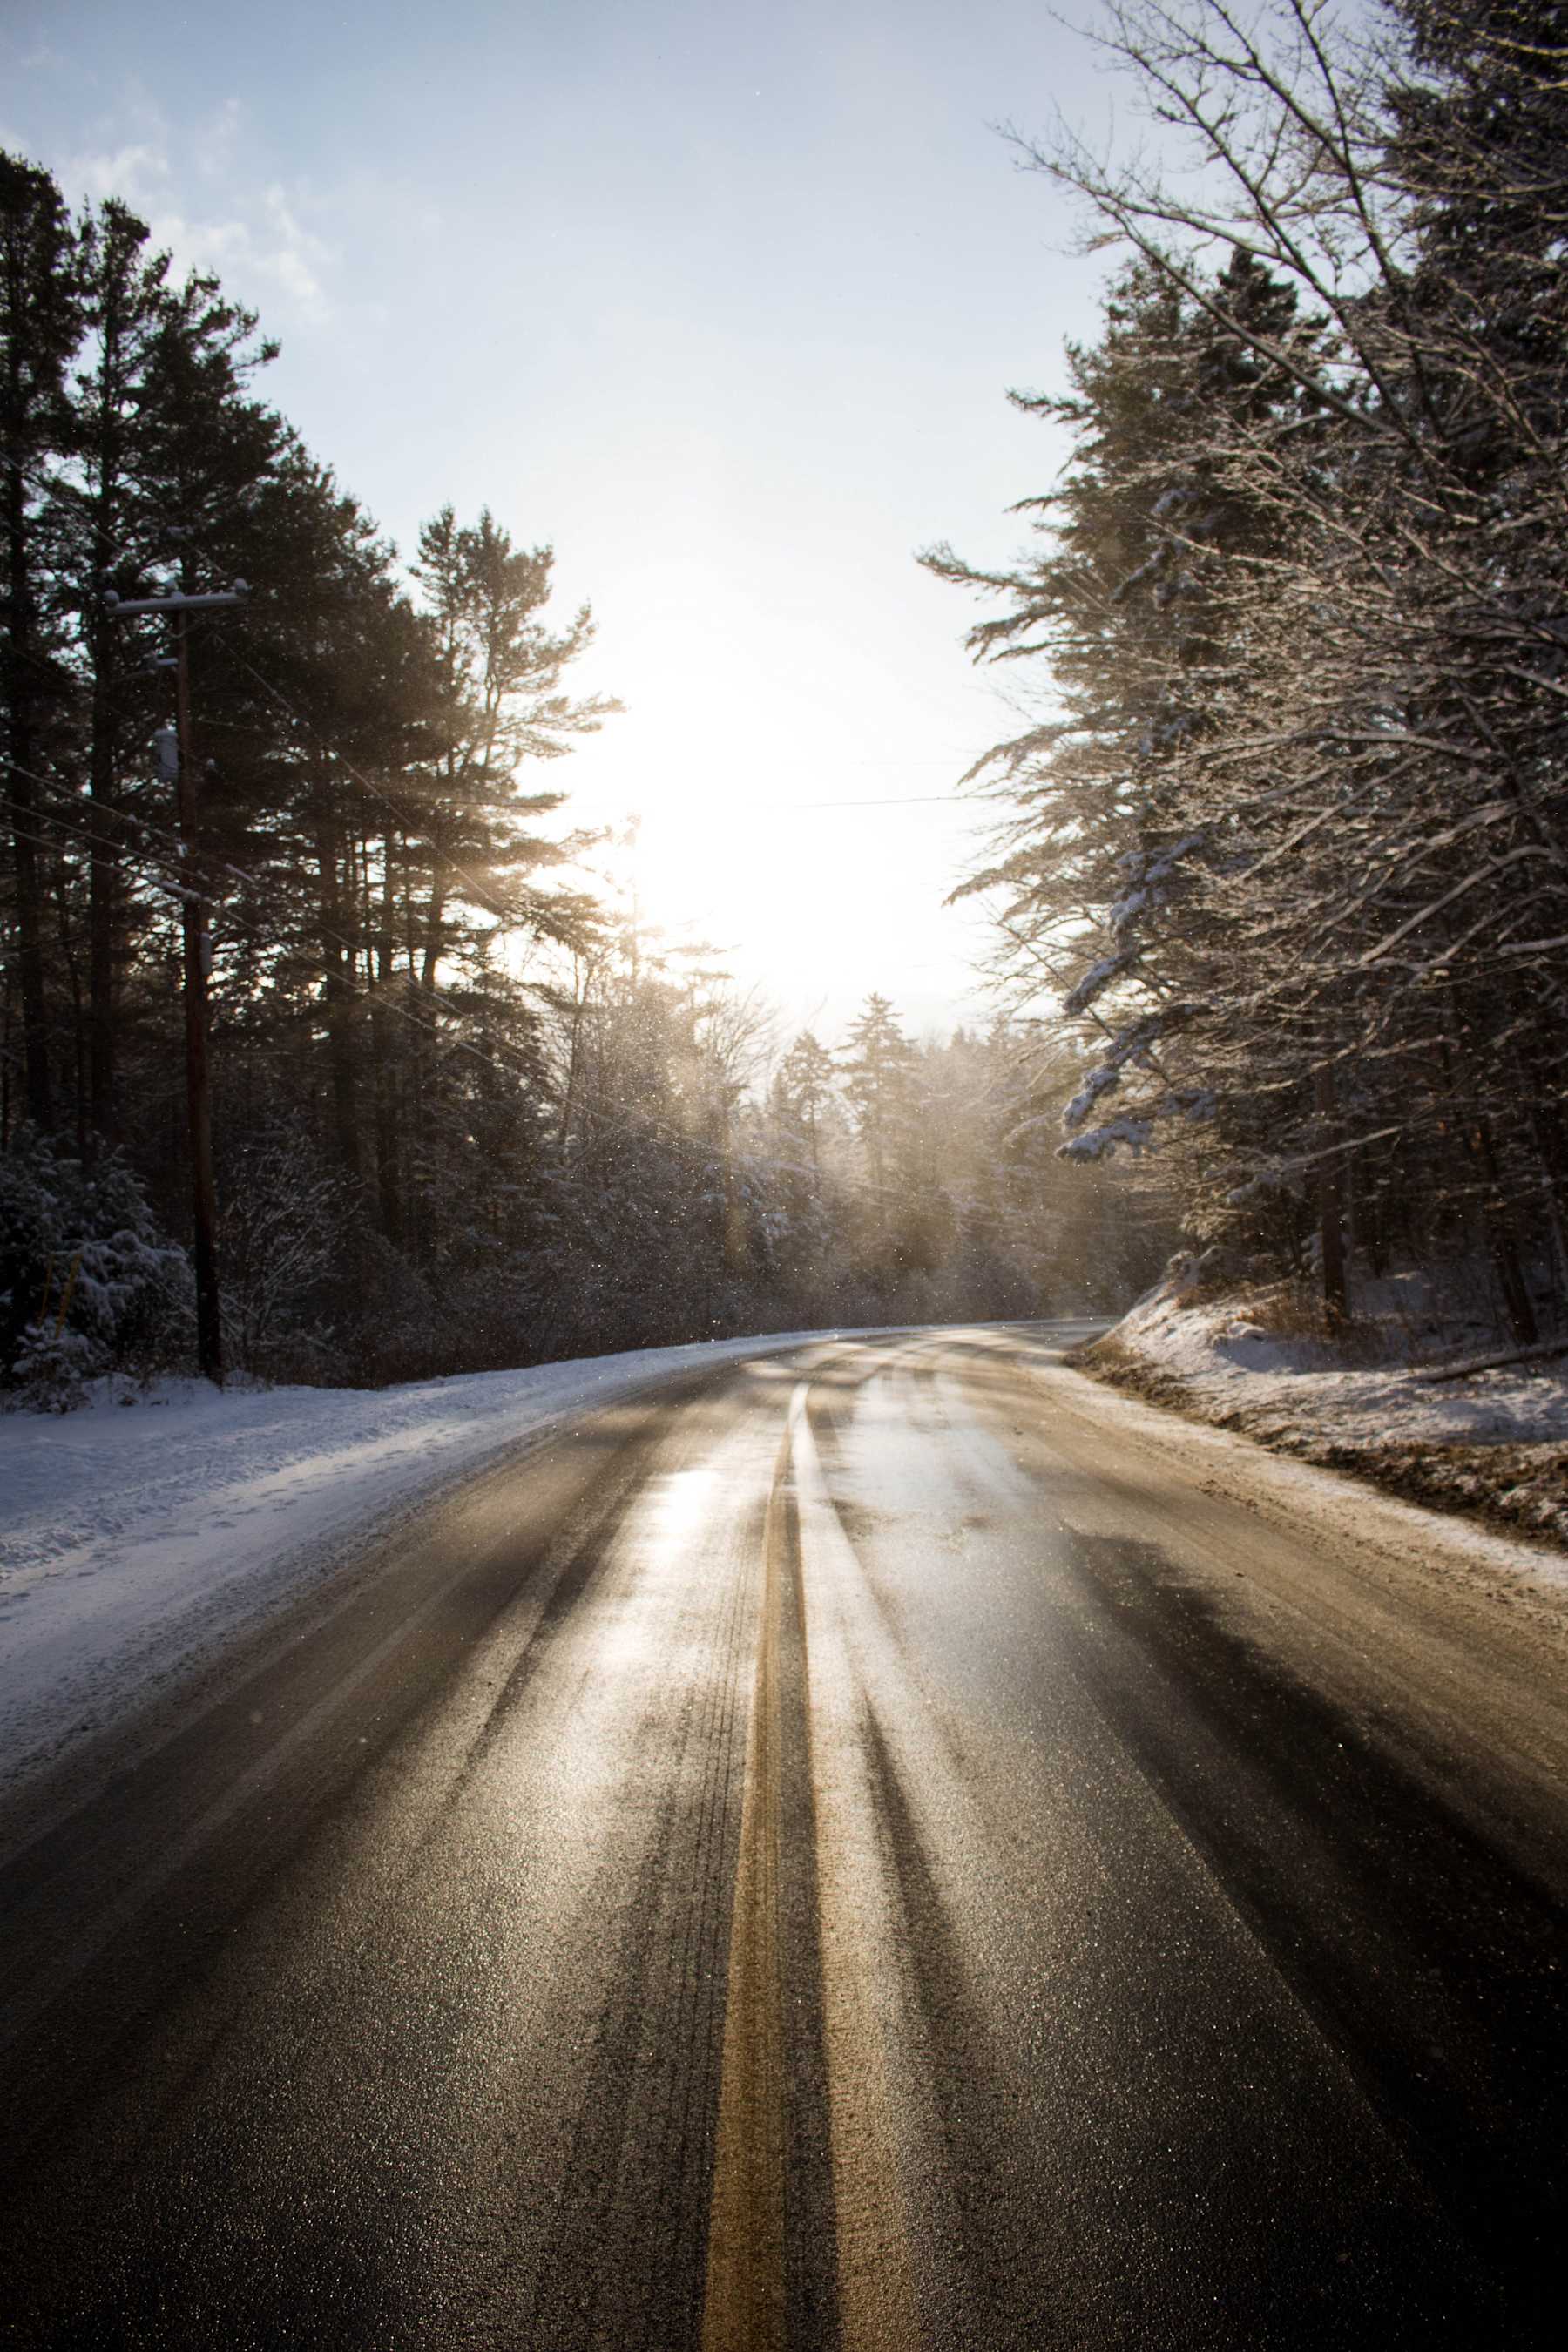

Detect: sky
1,0,1130,1044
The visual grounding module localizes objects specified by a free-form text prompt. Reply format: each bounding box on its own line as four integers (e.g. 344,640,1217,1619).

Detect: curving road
1,1324,1565,2349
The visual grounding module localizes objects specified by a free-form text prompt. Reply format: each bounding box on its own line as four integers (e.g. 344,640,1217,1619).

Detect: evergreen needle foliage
2,158,1160,1398
929,0,1568,1342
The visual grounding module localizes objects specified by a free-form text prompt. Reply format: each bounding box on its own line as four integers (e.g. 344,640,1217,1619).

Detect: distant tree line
929,0,1568,1342
0,152,1164,1400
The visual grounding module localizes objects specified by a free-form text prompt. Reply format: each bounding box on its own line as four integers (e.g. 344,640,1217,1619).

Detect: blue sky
3,0,1126,1040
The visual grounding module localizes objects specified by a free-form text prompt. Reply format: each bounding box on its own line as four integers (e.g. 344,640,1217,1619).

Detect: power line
23,462,977,829
5,478,937,1196
21,458,158,578
227,645,558,938
6,789,950,1204
4,740,602,1147
1,778,224,909
199,647,764,1174
782,794,969,808
4,731,547,1090
4,828,187,916
0,750,267,900
3,810,193,909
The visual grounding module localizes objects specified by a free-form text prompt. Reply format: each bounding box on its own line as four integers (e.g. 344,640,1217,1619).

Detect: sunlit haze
2,0,1122,1037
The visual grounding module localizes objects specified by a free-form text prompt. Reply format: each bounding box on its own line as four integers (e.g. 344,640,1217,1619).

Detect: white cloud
63,94,335,331
256,182,332,316
72,140,170,206
193,97,242,182
143,188,336,328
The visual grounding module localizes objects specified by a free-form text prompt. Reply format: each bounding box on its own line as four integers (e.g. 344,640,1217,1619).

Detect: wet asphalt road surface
0,1324,1565,2349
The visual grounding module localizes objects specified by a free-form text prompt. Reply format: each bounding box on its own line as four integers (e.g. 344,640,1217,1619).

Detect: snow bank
1085,1260,1568,1551
0,1332,826,1793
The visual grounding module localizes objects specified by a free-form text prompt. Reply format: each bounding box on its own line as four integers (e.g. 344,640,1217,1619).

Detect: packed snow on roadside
0,1332,825,1793
1085,1257,1568,1551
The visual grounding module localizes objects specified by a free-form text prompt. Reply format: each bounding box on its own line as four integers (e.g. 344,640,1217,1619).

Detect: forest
0,149,1154,1402
928,0,1568,1353
5,0,1565,1404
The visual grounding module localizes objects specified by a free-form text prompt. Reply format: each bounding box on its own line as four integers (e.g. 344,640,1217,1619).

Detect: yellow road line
703,1389,924,2351
701,1427,791,2352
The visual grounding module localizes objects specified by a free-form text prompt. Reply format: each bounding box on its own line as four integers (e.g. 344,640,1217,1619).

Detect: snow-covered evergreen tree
0,1130,191,1405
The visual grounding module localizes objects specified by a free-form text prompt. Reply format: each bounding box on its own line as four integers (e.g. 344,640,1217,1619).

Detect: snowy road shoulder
1078,1261,1568,1562
0,1334,826,1796
7,1307,1562,1825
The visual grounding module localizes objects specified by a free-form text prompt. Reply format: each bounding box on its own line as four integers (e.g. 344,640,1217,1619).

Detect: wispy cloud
146,182,335,326
73,140,170,206
193,97,242,182
67,99,336,330
17,38,71,73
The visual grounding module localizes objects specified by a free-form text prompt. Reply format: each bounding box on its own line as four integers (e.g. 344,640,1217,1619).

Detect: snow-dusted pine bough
928,0,1568,1345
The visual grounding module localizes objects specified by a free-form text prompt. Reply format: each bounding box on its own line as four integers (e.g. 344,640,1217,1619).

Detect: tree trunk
371,837,402,1246
5,461,51,1129
558,960,588,1151
315,809,362,1179
422,853,445,992
1315,1064,1348,1319
86,622,120,1145
53,865,86,1156
1473,1118,1538,1347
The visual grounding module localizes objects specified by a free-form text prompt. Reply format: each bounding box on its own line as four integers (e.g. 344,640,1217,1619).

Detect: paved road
1,1325,1565,2349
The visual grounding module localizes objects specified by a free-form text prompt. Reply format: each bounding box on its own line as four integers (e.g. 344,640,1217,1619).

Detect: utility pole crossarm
104,585,249,615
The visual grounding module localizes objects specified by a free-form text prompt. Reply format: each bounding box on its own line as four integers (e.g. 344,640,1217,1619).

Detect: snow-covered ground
6,1301,1562,1811
1084,1259,1568,1554
0,1332,829,1794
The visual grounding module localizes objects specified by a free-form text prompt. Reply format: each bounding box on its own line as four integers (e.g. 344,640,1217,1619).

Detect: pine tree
840,994,914,1208
924,252,1308,1179
946,0,1568,1336
1,154,81,1132
774,1030,836,1175
411,506,613,983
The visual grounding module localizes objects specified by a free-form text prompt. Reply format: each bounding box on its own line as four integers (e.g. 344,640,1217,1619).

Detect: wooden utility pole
105,581,247,1383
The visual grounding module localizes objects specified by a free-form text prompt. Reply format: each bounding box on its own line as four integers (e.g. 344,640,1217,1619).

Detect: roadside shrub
0,1129,193,1408
218,1125,348,1378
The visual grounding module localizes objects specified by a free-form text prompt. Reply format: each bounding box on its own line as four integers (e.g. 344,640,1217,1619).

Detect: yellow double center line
701,1386,922,2352
701,1423,791,2349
